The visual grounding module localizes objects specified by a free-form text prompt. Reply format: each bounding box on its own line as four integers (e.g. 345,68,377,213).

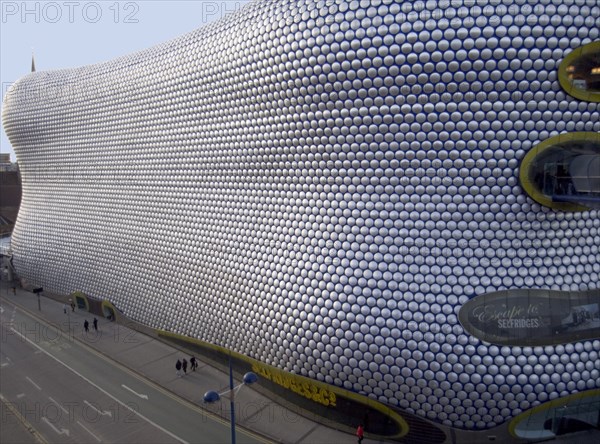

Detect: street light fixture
66,298,72,334
33,287,43,310
203,356,258,444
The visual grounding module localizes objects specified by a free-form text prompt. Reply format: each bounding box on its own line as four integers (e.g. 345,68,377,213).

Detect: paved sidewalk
0,284,383,444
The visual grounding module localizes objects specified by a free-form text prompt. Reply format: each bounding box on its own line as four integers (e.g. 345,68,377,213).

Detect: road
0,300,265,444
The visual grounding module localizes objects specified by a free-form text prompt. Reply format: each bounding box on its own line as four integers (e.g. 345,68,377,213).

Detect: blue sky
1,0,251,161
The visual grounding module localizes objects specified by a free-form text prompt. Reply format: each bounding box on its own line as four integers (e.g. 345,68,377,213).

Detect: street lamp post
203,355,258,444
228,357,236,444
33,287,43,311
66,302,71,335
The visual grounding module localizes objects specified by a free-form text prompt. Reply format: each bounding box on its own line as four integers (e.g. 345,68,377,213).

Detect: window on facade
559,41,600,102
459,288,600,347
520,133,600,211
510,390,600,440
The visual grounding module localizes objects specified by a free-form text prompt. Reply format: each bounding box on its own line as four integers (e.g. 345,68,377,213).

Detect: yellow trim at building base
158,329,410,440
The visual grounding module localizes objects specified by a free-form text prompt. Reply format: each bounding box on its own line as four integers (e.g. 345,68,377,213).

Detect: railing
554,401,600,433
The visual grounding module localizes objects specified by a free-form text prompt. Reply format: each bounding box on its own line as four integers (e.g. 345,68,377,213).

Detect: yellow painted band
70,290,90,311
509,388,600,437
519,131,600,212
158,329,410,439
101,299,119,319
558,41,600,103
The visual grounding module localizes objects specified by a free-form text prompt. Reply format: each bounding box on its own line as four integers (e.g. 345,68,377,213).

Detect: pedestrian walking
70,299,75,312
176,359,182,377
182,358,188,374
63,304,67,314
356,424,364,444
12,287,16,295
93,317,98,331
190,356,197,371
84,320,89,333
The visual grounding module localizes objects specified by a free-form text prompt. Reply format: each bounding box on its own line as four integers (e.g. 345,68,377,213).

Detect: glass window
558,41,600,102
520,132,600,211
510,390,600,440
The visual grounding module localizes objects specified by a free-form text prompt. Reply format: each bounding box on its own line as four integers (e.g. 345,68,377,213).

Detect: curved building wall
3,0,600,432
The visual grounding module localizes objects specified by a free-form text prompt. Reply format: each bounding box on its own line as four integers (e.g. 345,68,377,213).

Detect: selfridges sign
459,289,600,346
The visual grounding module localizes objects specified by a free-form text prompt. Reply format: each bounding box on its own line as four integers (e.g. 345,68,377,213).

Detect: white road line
10,327,188,444
84,399,113,417
16,393,25,398
77,420,102,442
121,384,149,400
25,376,42,390
41,417,70,436
48,396,69,415
0,392,49,444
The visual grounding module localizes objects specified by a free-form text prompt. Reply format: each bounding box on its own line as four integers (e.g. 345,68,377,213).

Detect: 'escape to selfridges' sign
459,289,600,346
471,302,544,329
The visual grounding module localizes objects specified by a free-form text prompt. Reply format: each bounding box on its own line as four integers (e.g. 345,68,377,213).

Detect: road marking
122,384,149,400
84,400,113,417
10,327,188,444
0,393,49,444
25,376,42,390
16,393,25,398
77,420,102,442
3,299,268,443
41,417,70,436
48,397,69,414
1,363,9,368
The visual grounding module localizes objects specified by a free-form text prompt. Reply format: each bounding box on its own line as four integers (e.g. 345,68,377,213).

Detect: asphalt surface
1,303,258,443
0,284,367,444
0,393,46,444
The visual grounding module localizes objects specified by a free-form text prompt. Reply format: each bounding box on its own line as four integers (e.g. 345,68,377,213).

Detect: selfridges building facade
3,0,600,441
